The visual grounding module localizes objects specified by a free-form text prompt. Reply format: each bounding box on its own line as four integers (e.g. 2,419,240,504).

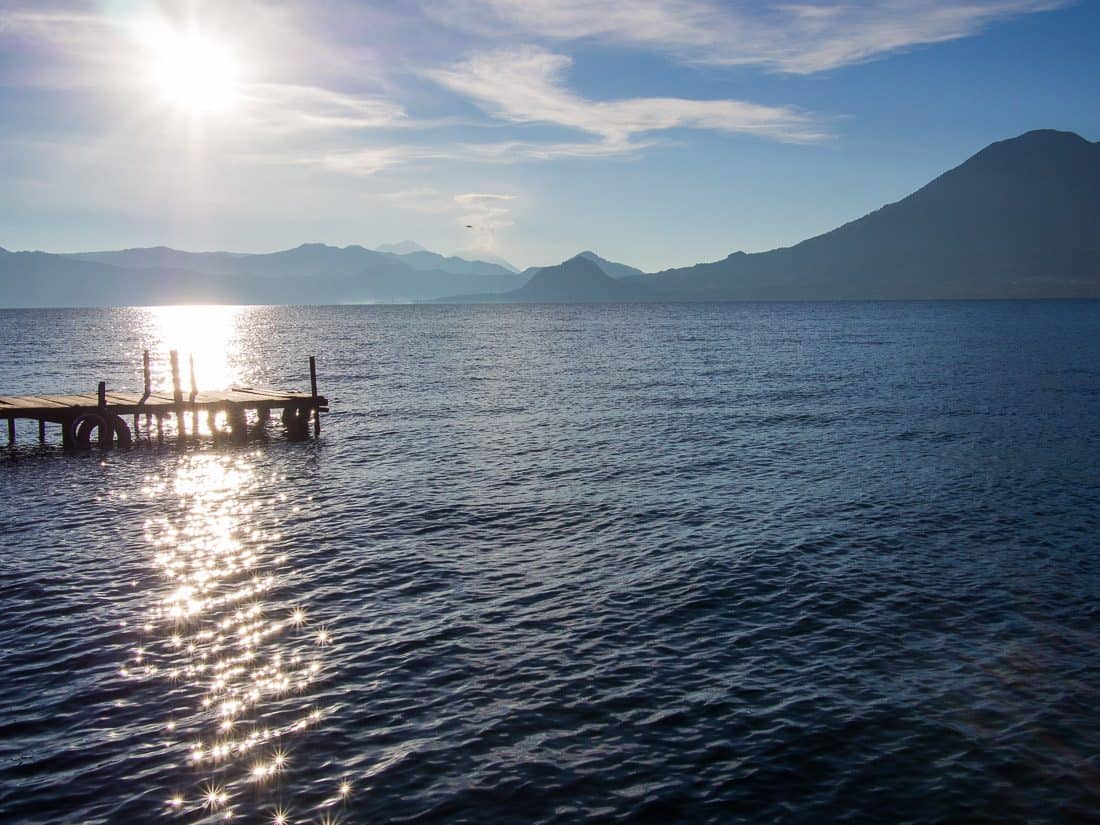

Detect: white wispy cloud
423,0,1068,73
314,147,408,176
242,83,407,132
427,46,826,150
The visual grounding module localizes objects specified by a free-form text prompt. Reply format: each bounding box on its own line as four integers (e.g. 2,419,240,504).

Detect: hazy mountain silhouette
521,251,644,282
67,243,391,279
634,129,1100,300
1,243,525,306
515,256,634,301
3,130,1097,306
452,249,520,273
577,251,645,279
384,249,517,278
0,249,145,306
435,130,1098,304
376,240,428,254
436,255,644,303
67,246,250,271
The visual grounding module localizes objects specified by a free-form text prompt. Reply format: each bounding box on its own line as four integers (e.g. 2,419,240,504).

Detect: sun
140,24,241,115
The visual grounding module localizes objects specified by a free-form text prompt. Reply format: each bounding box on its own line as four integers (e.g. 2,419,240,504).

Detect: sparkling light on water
121,453,347,822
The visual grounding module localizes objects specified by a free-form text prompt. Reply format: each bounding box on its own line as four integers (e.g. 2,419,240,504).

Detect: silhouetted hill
638,129,1100,299
440,255,642,303
516,256,629,302
577,251,644,279
521,251,644,282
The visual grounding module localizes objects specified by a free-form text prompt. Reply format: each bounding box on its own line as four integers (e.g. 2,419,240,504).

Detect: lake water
1,302,1098,824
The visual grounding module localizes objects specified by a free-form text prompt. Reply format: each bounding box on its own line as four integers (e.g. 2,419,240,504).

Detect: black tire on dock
72,412,133,449
111,413,133,448
74,413,107,449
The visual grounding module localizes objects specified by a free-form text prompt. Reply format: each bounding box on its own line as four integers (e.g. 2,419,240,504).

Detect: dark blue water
1,302,1098,824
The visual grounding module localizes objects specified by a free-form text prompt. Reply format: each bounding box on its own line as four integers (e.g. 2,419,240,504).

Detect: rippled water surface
1,302,1098,824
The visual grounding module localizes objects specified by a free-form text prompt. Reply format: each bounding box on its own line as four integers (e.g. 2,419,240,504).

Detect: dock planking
1,351,327,450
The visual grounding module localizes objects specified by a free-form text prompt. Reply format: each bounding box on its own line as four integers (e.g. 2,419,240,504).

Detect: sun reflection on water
123,453,346,823
147,305,243,391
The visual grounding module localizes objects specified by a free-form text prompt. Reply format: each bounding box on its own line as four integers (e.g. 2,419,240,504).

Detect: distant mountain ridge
0,243,528,306
519,251,645,282
2,130,1097,306
452,249,520,273
439,129,1100,303
628,128,1100,301
506,255,635,302
577,251,645,279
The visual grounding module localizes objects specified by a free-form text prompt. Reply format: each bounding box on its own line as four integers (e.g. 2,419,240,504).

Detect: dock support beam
97,381,110,449
170,350,185,441
7,417,13,445
141,350,152,442
38,419,45,443
310,355,320,437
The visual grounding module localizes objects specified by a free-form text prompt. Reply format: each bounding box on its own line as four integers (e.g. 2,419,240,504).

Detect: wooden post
156,414,164,444
189,354,198,402
6,417,13,445
61,413,75,450
97,381,109,448
309,355,320,437
38,418,45,443
140,349,152,443
169,350,185,440
170,350,182,401
188,355,198,437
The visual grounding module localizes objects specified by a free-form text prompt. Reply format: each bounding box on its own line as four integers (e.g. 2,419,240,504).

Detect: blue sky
0,0,1097,270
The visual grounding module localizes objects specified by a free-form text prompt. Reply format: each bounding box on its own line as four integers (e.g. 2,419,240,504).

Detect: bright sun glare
141,24,240,115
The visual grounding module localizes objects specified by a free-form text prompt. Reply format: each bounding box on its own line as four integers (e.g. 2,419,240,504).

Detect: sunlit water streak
1,303,1099,824
122,454,340,823
147,305,245,392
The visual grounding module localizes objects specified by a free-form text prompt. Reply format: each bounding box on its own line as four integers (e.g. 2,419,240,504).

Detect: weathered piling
169,349,183,440
137,349,152,438
310,355,320,437
97,381,109,449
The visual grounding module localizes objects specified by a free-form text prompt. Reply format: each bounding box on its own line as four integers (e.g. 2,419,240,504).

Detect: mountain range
0,242,529,306
1,129,1097,307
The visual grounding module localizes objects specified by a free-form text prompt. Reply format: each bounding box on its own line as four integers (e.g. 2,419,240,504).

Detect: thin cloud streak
424,0,1069,73
242,84,407,132
427,46,827,149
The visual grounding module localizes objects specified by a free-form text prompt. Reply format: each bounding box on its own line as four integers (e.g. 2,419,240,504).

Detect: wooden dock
1,351,328,449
